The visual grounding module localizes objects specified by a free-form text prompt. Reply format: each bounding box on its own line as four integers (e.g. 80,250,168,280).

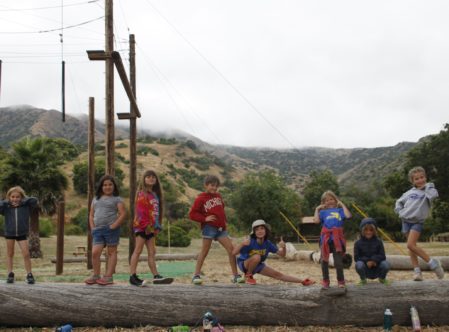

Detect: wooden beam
1,281,449,327
111,51,141,118
116,112,135,120
50,253,198,264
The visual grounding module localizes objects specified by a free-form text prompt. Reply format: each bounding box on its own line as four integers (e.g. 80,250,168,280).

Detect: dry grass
1,236,448,331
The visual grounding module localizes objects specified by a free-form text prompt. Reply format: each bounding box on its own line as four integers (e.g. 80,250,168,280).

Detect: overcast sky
1,0,448,149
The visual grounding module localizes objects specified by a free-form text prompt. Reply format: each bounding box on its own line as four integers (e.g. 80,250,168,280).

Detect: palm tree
1,137,75,257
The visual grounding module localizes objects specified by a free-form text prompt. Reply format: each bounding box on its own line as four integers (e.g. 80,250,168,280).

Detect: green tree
72,159,125,195
229,170,302,237
0,137,72,257
302,170,339,215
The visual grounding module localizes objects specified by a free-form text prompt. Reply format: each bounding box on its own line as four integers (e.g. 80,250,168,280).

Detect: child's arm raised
313,205,325,223
424,182,438,202
276,236,287,258
110,201,126,229
232,236,250,255
337,201,352,219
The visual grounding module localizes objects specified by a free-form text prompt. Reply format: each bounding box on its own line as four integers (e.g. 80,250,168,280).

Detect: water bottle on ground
383,308,392,331
55,324,72,332
410,306,422,332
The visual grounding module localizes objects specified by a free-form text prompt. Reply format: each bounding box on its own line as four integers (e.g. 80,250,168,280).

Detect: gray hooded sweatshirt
394,183,438,223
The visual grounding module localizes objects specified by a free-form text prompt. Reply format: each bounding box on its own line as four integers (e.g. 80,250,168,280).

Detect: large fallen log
1,280,448,327
50,253,198,264
284,244,449,271
386,255,449,271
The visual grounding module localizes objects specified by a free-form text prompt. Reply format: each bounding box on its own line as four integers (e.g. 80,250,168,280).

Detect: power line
0,16,104,34
0,1,93,12
144,0,297,149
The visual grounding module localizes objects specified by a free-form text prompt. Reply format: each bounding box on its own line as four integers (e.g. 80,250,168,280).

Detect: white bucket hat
250,219,271,234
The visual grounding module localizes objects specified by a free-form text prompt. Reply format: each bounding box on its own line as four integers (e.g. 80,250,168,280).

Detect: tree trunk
1,281,448,327
28,208,42,258
386,255,449,271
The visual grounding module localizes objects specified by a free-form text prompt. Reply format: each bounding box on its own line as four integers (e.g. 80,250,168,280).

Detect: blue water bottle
55,324,72,332
383,308,392,331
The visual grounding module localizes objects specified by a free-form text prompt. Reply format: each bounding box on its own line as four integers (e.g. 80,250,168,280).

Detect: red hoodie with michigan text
189,192,227,230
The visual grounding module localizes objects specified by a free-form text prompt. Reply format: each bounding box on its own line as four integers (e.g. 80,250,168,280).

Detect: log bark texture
386,255,449,270
1,281,449,327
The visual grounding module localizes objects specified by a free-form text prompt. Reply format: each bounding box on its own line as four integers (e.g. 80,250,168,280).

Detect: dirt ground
0,236,448,331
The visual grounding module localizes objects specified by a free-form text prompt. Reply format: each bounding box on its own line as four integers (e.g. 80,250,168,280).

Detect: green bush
71,208,88,232
157,224,191,247
65,224,84,235
39,217,55,237
116,142,128,148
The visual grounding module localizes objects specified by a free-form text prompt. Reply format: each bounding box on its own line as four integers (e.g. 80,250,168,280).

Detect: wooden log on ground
1,281,449,327
50,253,198,264
386,255,449,271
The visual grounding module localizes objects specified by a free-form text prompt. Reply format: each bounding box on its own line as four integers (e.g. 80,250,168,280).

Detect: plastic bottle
55,324,72,332
410,306,422,332
383,308,393,331
167,326,190,332
202,311,214,332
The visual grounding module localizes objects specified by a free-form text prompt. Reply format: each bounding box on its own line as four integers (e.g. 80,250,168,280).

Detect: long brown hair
137,170,164,218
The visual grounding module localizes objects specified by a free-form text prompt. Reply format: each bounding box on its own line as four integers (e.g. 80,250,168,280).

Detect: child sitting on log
233,219,315,286
354,218,390,285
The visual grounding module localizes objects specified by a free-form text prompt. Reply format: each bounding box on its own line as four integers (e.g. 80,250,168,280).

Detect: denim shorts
402,221,423,234
92,226,120,246
202,224,228,240
237,259,266,275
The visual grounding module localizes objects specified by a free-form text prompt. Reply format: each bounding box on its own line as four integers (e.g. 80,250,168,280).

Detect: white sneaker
432,260,445,279
413,271,423,281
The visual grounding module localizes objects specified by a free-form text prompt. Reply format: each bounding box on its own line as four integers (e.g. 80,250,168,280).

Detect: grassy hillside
1,105,417,201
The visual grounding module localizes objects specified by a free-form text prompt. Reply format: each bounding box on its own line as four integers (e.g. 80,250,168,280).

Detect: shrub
65,224,84,235
71,208,88,232
116,142,128,148
157,224,191,247
39,217,55,237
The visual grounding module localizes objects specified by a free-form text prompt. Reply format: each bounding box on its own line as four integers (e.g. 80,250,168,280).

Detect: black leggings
321,241,344,282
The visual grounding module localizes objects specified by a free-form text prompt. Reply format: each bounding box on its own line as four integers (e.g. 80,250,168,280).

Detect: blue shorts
402,222,423,234
202,224,228,240
92,226,120,246
237,259,266,275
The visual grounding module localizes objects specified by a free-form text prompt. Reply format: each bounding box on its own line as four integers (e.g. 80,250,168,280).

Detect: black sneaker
129,274,143,286
6,272,14,284
26,273,35,284
153,274,174,284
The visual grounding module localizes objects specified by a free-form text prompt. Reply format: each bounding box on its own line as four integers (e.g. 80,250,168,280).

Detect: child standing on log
233,219,315,285
129,170,173,286
314,190,351,289
354,218,390,285
85,175,126,285
0,186,38,284
395,166,444,281
189,175,244,285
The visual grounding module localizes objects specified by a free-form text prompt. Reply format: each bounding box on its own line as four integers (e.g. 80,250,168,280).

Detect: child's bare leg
17,239,32,273
145,237,158,275
259,265,303,283
105,245,118,277
6,239,15,273
407,230,430,265
217,236,238,275
243,254,261,275
194,238,212,275
92,244,104,276
129,236,146,274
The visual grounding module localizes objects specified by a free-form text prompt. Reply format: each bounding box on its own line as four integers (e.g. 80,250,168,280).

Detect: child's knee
355,261,365,271
250,254,262,263
407,242,417,251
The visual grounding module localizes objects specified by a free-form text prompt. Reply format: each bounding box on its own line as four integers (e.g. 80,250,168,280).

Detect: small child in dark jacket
354,218,390,285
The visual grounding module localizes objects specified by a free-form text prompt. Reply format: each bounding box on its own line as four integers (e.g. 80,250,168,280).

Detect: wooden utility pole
56,201,65,275
87,97,95,270
128,34,137,260
105,0,115,176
